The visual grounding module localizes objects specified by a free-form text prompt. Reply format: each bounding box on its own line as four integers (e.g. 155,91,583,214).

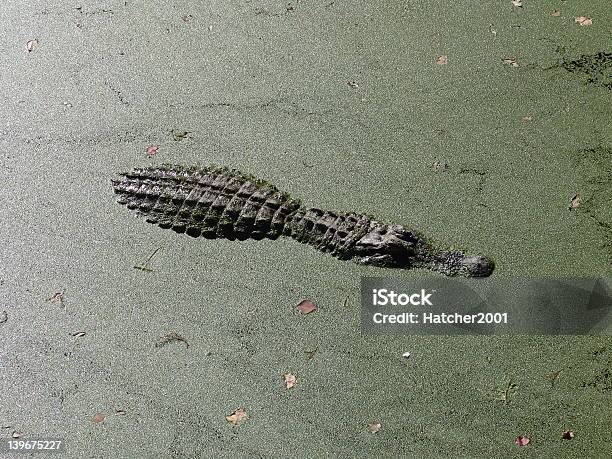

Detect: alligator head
351,224,494,277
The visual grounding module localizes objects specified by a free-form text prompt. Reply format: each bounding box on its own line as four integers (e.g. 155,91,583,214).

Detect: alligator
111,165,494,277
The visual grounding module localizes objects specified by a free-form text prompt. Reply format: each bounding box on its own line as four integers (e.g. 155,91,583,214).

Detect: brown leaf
569,194,580,210
146,145,158,155
367,422,381,434
0,311,7,324
502,58,519,68
283,373,297,389
347,80,359,89
46,290,66,305
225,408,248,425
304,349,317,360
92,413,105,423
297,299,318,314
562,430,575,440
436,55,448,65
514,435,530,446
575,16,592,26
26,39,38,53
545,369,562,382
551,11,561,17
156,332,189,348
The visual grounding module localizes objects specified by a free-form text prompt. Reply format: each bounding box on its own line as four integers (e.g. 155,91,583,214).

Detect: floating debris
92,413,105,424
297,300,317,314
367,423,381,434
436,55,448,65
575,16,592,26
156,332,189,348
26,39,38,53
561,430,575,440
514,435,530,446
225,408,248,426
0,311,7,324
282,373,297,389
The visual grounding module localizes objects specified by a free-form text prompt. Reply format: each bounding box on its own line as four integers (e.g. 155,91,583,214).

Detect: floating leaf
432,160,448,171
575,16,592,26
47,290,66,305
502,58,519,67
225,408,248,425
283,373,297,389
402,352,411,359
569,194,580,210
545,369,562,382
511,0,522,7
181,15,193,23
69,331,86,338
0,311,7,324
521,115,533,122
514,435,530,446
551,11,561,17
171,130,190,141
11,431,22,439
92,413,105,423
436,55,448,65
367,423,381,434
156,332,189,348
26,39,38,53
347,80,359,89
297,299,318,314
304,349,317,360
146,145,158,155
561,430,575,440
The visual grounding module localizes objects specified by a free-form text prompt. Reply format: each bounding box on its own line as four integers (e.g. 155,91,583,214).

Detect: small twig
134,247,162,272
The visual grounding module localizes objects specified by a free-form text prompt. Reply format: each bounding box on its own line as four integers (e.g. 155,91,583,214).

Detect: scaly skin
112,164,494,277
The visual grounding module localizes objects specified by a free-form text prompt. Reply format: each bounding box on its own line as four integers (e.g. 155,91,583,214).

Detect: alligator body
112,165,494,277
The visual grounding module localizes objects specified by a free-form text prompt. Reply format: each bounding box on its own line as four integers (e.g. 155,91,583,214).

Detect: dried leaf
347,80,359,89
156,332,189,348
283,373,297,389
436,55,448,65
569,194,580,210
545,369,562,382
145,145,158,155
575,16,592,26
432,160,448,171
225,408,248,425
304,349,317,360
92,413,105,423
0,311,7,324
297,299,318,314
11,431,22,439
171,130,190,141
561,430,575,440
551,11,561,17
514,435,530,446
511,0,522,8
26,39,38,53
46,290,66,305
69,331,86,338
502,58,519,68
367,423,381,434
